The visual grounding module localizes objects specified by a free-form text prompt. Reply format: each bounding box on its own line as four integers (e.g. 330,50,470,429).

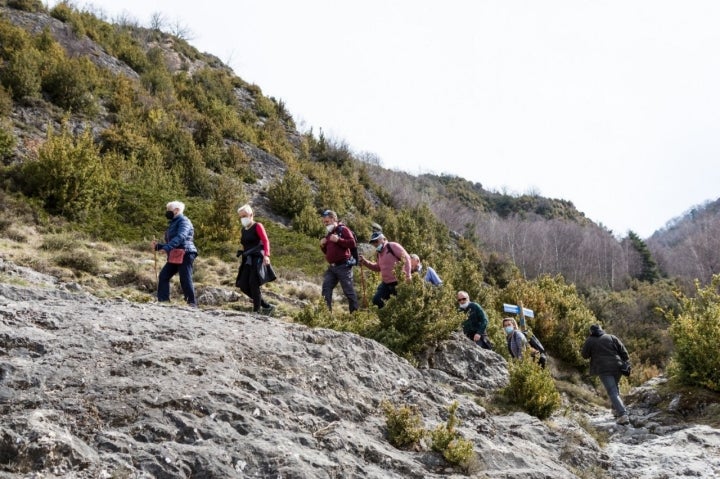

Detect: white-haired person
236,204,274,313
409,253,442,286
152,200,198,307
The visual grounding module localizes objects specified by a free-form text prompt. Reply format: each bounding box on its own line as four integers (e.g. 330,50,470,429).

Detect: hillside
2,258,720,478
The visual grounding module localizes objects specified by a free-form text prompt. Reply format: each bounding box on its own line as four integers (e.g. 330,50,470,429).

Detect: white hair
237,204,254,216
166,201,185,214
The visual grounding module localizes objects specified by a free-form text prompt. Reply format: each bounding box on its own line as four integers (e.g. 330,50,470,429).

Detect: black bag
525,332,546,354
258,262,277,285
524,330,547,368
620,360,632,377
477,334,494,350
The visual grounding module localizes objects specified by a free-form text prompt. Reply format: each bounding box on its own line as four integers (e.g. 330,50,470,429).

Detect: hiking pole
359,262,368,309
152,236,158,281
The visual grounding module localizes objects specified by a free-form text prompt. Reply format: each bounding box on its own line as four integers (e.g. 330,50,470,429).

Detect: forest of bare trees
365,164,719,291
648,199,720,288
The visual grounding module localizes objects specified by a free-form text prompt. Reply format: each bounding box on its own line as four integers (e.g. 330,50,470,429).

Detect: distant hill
648,198,720,286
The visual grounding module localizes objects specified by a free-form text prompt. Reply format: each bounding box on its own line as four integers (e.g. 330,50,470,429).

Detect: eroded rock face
0,260,719,478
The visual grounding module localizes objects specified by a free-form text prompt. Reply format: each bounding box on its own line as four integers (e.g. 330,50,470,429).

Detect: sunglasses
457,297,468,303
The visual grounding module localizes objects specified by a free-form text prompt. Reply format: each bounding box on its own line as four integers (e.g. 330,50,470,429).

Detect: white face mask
241,217,252,227
459,302,470,310
325,223,335,233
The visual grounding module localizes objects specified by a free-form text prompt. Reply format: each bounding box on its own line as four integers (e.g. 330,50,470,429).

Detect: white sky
49,0,720,237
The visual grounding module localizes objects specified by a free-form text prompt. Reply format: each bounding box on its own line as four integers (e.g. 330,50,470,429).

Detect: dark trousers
322,263,358,312
372,281,397,309
237,263,268,312
157,252,197,305
599,373,627,417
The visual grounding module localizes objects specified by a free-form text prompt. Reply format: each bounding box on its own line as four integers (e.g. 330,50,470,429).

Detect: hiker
235,204,275,314
359,232,411,308
503,317,527,358
320,210,359,313
457,291,492,349
152,200,198,307
503,317,547,367
409,253,442,286
581,324,631,425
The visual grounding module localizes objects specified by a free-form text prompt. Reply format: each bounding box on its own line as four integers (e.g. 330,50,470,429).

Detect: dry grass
0,220,319,317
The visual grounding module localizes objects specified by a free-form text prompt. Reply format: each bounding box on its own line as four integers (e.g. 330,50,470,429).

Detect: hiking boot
616,414,630,425
260,304,275,314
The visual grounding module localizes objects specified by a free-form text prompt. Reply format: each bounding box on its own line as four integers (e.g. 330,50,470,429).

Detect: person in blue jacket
410,254,442,286
152,201,198,307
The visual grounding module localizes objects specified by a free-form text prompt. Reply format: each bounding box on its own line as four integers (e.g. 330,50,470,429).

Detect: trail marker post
502,302,534,329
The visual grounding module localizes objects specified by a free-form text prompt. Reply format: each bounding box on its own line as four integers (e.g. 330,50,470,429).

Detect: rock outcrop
1,259,719,478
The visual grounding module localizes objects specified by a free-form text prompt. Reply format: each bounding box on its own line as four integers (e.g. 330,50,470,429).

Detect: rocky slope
0,258,719,478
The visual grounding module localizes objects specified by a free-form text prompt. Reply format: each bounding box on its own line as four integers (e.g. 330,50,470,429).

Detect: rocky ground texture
0,258,719,478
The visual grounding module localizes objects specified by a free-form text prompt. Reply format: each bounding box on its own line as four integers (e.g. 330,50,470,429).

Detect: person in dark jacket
236,204,274,314
581,324,631,425
152,200,198,307
320,210,358,313
457,291,492,349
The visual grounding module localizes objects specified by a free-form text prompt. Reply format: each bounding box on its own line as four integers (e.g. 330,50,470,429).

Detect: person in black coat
581,324,630,424
236,204,275,314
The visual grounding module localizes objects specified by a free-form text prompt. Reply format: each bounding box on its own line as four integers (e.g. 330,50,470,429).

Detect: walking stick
152,236,158,280
359,262,368,309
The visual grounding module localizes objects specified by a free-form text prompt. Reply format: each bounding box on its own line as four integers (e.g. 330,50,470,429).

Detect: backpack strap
384,243,401,261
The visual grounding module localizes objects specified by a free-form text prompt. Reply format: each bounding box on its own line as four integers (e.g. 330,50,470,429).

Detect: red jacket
321,223,355,264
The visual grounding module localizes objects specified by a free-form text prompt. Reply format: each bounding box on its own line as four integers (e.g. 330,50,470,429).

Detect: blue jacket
156,214,197,254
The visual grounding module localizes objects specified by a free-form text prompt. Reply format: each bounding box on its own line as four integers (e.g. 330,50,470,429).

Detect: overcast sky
50,1,720,238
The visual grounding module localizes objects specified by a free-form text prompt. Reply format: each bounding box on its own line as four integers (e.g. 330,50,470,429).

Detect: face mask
504,326,514,334
459,302,469,310
376,244,384,253
325,223,335,233
241,217,251,227
165,211,174,220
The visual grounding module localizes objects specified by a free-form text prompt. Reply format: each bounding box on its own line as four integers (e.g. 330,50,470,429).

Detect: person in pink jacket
359,231,411,308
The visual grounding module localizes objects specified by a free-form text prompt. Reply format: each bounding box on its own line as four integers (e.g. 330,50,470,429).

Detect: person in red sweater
320,210,359,312
359,231,411,308
236,204,274,313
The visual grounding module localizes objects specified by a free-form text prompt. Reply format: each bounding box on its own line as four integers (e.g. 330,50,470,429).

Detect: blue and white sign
502,303,534,318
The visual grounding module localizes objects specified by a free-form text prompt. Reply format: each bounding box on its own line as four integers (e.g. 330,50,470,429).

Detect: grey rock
1,260,720,478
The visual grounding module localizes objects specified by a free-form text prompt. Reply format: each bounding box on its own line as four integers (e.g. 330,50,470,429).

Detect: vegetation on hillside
0,1,718,422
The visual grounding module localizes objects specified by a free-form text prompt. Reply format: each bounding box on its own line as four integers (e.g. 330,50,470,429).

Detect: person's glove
236,250,242,258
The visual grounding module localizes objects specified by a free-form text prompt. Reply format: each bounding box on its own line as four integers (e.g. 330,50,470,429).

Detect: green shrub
429,402,474,467
2,48,42,100
503,354,561,419
0,85,12,115
54,249,100,275
292,204,326,237
42,56,99,113
668,275,720,392
20,126,115,220
381,400,425,448
268,168,313,218
7,0,44,12
370,276,463,362
0,120,16,158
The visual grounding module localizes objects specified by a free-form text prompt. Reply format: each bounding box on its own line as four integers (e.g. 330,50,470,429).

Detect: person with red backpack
320,210,359,313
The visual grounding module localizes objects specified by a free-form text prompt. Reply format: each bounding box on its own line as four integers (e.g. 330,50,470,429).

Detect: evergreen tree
627,231,660,283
